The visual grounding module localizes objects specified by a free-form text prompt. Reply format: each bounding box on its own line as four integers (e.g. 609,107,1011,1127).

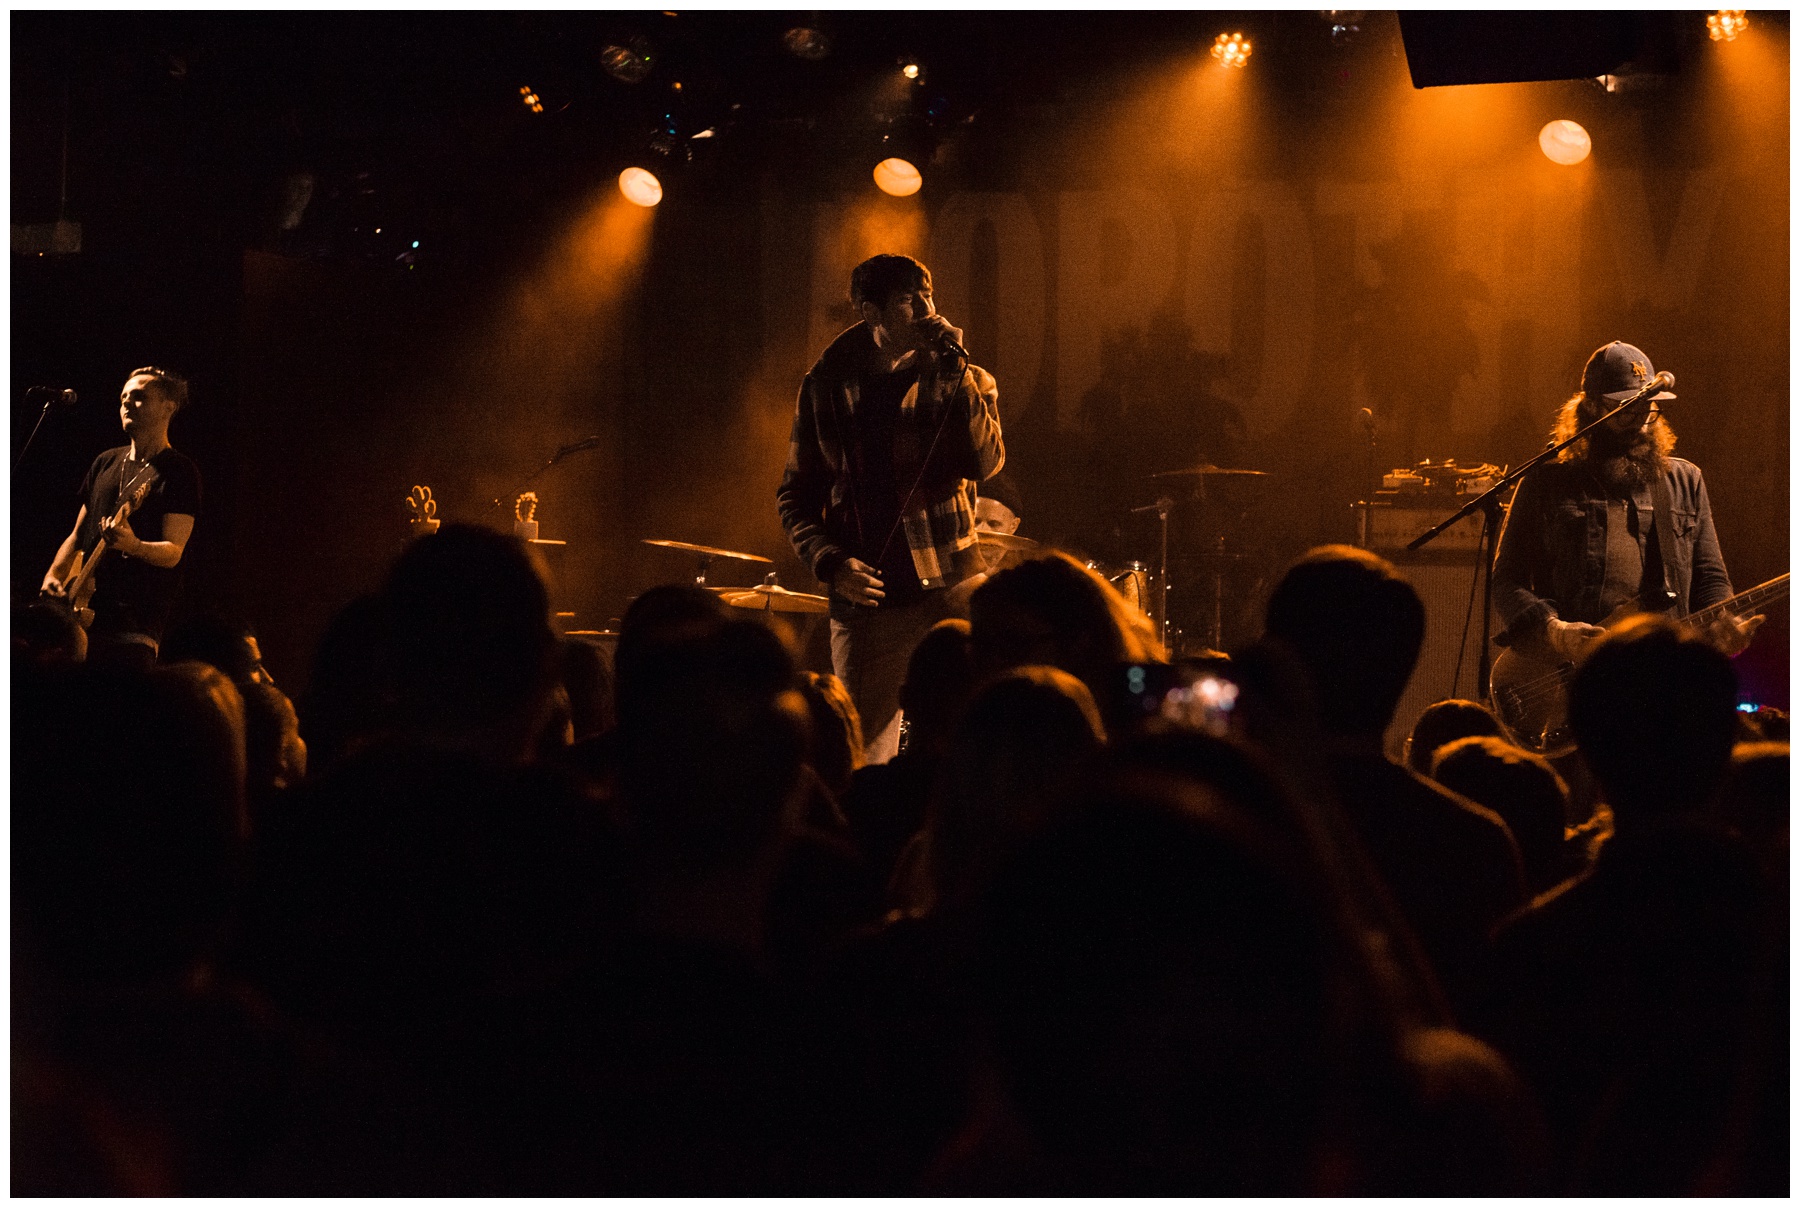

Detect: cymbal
1151,464,1269,479
713,583,831,614
975,530,1039,552
643,538,772,564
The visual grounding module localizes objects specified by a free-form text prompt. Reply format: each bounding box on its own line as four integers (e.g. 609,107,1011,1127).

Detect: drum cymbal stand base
1132,495,1174,653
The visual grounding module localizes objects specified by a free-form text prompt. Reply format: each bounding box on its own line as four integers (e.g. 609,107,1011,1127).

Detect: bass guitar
44,462,161,629
1489,573,1789,757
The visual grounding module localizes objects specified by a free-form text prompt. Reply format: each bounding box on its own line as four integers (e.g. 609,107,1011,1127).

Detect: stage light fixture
783,25,831,60
619,167,663,207
873,157,922,197
1211,33,1252,69
1538,119,1591,165
1707,10,1749,41
601,38,654,84
1320,10,1364,42
519,86,544,113
901,59,921,80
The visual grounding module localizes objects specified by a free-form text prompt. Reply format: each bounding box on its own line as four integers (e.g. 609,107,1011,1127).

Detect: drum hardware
1150,464,1271,479
642,538,773,587
1135,465,1272,655
1085,559,1154,619
711,572,831,614
973,530,1039,553
1128,496,1174,651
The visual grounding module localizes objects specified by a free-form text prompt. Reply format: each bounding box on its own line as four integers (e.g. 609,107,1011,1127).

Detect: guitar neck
1683,574,1790,631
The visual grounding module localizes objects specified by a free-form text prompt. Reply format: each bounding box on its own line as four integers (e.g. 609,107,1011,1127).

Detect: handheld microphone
935,330,969,360
26,386,77,407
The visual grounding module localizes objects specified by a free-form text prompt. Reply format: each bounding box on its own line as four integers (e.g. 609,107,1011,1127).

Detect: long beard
1588,422,1669,490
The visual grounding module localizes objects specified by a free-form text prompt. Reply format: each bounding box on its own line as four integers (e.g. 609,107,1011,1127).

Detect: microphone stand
1406,384,1667,698
15,392,64,472
487,438,605,511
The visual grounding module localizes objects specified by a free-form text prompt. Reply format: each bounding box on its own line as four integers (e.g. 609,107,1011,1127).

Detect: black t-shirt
75,445,203,640
848,365,926,610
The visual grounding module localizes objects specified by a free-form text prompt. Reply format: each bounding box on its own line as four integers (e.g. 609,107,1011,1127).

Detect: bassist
40,366,201,667
1493,341,1761,665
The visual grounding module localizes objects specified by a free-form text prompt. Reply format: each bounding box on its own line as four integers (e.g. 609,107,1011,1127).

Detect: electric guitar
44,462,160,629
1489,573,1789,757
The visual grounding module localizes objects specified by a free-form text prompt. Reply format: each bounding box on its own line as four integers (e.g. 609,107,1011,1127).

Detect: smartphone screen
1119,659,1238,737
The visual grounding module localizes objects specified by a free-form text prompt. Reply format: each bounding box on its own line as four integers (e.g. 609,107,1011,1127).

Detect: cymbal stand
1208,535,1227,652
1132,495,1174,651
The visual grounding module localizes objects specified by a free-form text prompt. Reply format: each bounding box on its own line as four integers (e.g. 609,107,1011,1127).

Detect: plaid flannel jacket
777,323,1004,614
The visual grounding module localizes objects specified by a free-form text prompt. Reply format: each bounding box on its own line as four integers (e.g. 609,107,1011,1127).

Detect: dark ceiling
16,10,1752,276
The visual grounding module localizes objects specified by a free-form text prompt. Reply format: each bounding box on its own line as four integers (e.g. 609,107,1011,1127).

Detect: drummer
974,469,1024,539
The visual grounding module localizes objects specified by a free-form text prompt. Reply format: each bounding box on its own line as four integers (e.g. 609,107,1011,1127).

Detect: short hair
1431,735,1571,895
1569,614,1738,820
1406,698,1503,774
128,365,191,411
1263,546,1424,737
979,469,1025,519
382,524,555,728
850,254,931,311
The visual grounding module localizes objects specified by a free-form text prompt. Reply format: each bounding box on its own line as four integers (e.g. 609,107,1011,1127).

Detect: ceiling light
1211,33,1252,69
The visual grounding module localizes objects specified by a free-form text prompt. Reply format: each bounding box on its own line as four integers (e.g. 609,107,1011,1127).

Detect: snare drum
1087,559,1153,616
1110,561,1151,614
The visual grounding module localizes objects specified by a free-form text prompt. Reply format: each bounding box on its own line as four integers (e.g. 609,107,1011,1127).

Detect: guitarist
40,366,201,667
1492,341,1762,666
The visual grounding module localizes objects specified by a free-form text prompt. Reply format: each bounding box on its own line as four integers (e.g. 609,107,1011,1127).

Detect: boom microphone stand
1406,376,1672,697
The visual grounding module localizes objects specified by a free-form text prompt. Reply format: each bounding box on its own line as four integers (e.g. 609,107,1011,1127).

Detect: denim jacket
1493,457,1733,644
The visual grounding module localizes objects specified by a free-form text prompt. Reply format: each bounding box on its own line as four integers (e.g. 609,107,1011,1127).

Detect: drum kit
1097,463,1272,654
628,459,1273,656
642,537,832,615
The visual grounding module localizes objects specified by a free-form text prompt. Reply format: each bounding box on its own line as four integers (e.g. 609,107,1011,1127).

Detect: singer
777,253,1004,762
1493,341,1758,663
39,366,202,667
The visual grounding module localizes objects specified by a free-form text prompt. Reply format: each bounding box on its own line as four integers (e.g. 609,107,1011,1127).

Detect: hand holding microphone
918,314,968,360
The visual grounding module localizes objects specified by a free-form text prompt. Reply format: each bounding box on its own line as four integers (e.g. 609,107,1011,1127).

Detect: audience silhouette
11,533,1784,1195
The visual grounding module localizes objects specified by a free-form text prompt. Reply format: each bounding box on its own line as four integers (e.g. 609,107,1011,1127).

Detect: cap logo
1630,359,1648,381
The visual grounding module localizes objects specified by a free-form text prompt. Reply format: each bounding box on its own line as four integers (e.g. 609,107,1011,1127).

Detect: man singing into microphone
1493,341,1759,662
778,253,1004,762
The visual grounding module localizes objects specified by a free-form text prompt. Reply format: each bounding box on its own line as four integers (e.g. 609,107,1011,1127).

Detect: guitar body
40,462,160,631
1490,573,1790,758
1489,640,1583,758
60,550,98,628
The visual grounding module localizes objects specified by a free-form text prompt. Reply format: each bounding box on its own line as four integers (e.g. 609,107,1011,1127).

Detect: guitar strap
1649,470,1688,616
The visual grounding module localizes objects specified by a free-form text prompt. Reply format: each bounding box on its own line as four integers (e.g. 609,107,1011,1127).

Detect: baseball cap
1581,341,1676,403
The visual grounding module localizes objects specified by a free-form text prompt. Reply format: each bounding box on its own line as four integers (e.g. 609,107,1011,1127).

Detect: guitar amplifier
1357,498,1486,556
1357,501,1492,759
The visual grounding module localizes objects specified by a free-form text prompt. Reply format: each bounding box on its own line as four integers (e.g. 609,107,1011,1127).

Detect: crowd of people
12,527,1788,1195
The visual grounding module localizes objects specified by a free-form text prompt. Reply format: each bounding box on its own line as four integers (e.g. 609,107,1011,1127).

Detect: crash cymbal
975,530,1039,552
1150,464,1270,479
642,538,773,564
713,583,831,614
